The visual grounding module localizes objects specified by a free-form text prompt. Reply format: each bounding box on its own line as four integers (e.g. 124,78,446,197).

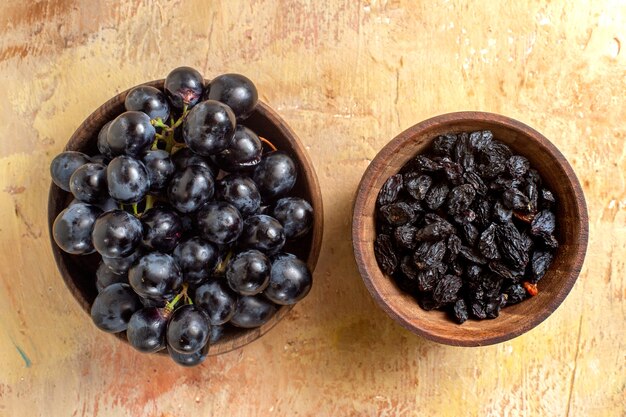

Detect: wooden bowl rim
48,79,324,356
352,111,589,346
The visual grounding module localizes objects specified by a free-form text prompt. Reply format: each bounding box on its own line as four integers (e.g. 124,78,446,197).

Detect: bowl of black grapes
48,67,323,366
352,112,588,346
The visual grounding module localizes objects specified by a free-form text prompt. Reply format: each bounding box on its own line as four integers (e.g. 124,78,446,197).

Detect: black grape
106,111,155,157
50,151,90,192
92,210,143,258
128,252,183,301
183,100,236,156
172,237,219,286
141,207,183,252
252,151,297,200
166,305,210,353
196,201,243,245
226,250,271,295
194,280,236,325
264,256,312,305
213,125,262,171
272,197,313,239
90,283,141,333
206,73,258,120
125,85,170,121
164,66,204,110
167,165,214,213
52,203,102,254
239,214,286,255
142,150,175,192
126,307,168,353
107,156,150,204
216,174,261,216
230,295,277,328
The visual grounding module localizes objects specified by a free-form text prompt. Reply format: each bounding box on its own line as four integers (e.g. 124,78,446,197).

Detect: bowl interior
353,112,588,346
48,80,323,356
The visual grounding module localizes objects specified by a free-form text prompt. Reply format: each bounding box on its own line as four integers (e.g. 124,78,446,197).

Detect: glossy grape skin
164,66,204,110
106,111,156,157
50,151,90,192
226,250,271,296
209,324,224,344
272,197,313,239
96,261,128,292
213,125,262,172
141,207,183,252
167,342,208,367
107,156,150,204
264,256,312,305
97,121,114,158
239,214,286,255
166,305,210,353
69,163,108,203
196,201,243,245
194,280,236,325
252,151,297,200
170,147,219,177
124,85,170,121
142,150,175,192
230,295,277,328
53,203,102,254
102,249,142,274
126,307,168,353
92,210,143,258
172,237,219,285
216,174,261,216
167,165,214,213
206,73,258,120
183,100,236,156
90,283,142,333
129,252,183,301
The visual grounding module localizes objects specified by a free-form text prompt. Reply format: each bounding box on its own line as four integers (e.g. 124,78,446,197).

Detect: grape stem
213,250,233,276
150,105,189,153
259,136,277,152
165,283,189,315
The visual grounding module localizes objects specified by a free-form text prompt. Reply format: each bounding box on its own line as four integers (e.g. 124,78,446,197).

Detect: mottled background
0,1,624,416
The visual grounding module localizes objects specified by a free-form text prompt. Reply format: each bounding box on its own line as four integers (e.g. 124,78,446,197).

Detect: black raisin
531,210,556,238
496,222,529,269
379,202,416,226
447,184,476,216
413,240,447,270
425,183,449,210
440,159,464,185
471,302,487,319
459,245,488,265
540,188,556,208
493,200,512,223
446,234,462,261
452,299,469,324
507,155,529,178
432,134,457,156
403,155,441,173
530,250,554,283
462,223,480,247
473,199,492,228
374,234,398,275
394,224,418,249
469,130,494,152
488,260,524,282
414,221,456,242
449,260,464,276
505,284,526,305
478,223,500,260
417,268,439,292
453,132,475,170
502,188,530,211
433,274,463,305
404,174,432,201
463,170,488,196
417,293,439,311
377,174,403,206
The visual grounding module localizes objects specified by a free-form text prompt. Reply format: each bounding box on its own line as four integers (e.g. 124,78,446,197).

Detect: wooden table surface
0,1,624,416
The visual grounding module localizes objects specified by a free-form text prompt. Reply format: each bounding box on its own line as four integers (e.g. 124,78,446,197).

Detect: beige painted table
0,1,624,416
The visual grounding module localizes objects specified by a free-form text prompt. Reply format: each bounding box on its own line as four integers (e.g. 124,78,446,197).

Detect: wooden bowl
352,112,588,346
48,80,323,356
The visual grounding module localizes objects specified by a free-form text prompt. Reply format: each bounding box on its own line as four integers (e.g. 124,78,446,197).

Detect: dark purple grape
205,73,258,119
102,249,142,275
141,207,183,252
164,66,204,110
170,147,219,176
167,165,214,213
167,342,208,367
106,156,150,204
272,197,313,239
97,121,114,158
125,85,170,121
226,250,271,295
96,261,128,292
239,214,285,254
126,307,168,353
194,280,236,325
90,283,141,333
252,151,297,200
50,151,90,192
209,325,224,343
106,111,156,157
216,174,261,216
264,256,312,305
166,305,210,353
68,163,107,203
92,210,142,258
142,150,175,192
213,125,262,171
183,100,236,156
52,203,102,254
129,252,183,301
172,237,219,285
196,202,243,245
230,295,277,328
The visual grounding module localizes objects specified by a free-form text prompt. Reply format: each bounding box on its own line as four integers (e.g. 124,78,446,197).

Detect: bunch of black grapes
51,67,314,366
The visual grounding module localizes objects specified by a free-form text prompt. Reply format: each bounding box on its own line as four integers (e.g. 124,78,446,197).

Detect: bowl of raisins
352,111,588,346
48,67,323,365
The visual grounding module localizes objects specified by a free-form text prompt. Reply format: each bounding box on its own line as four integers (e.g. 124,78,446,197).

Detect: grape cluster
51,67,314,367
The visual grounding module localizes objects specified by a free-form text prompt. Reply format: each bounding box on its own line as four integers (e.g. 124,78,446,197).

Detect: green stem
145,194,155,211
164,283,189,314
131,203,138,216
151,118,169,129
